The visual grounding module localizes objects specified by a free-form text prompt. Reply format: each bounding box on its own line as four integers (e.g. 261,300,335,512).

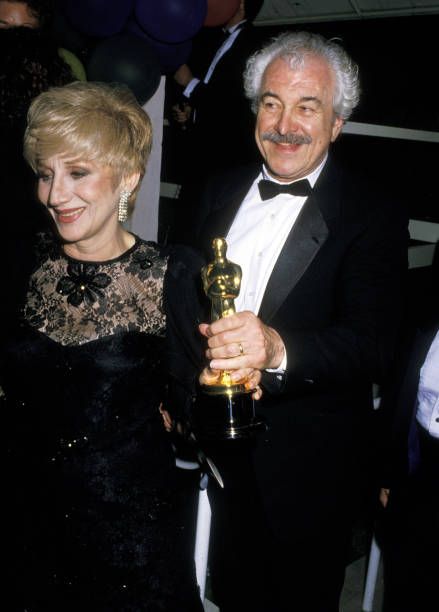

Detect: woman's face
0,2,39,28
37,155,123,250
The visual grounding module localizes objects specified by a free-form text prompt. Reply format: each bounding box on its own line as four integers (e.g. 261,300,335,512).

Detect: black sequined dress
1,234,203,611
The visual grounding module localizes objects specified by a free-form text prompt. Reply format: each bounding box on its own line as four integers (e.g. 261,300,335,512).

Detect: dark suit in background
170,2,264,243
183,20,261,168
378,249,438,612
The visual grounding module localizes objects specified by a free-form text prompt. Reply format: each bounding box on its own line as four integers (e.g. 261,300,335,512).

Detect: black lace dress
1,234,204,611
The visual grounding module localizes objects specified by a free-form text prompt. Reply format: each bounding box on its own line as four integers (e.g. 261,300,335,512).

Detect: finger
199,367,221,385
206,334,265,359
209,356,248,372
228,367,256,383
244,370,262,389
206,320,265,351
160,409,173,432
207,313,245,337
207,341,246,360
208,344,266,367
198,323,211,338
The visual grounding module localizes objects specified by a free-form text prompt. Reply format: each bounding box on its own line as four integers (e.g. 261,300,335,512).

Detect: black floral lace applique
132,250,153,270
35,231,61,266
56,262,112,307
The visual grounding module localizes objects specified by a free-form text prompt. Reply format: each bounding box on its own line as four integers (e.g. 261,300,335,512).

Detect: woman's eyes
70,170,88,179
37,170,89,181
37,173,52,183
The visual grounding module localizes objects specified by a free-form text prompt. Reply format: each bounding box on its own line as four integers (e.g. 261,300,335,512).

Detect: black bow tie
258,178,312,201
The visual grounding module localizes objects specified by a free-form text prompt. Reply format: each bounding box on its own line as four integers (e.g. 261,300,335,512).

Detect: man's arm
199,199,409,396
173,62,211,107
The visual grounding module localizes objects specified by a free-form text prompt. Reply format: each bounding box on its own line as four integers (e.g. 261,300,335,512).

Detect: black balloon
86,34,161,105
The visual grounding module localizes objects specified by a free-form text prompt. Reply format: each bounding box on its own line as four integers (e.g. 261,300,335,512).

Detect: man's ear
331,116,344,142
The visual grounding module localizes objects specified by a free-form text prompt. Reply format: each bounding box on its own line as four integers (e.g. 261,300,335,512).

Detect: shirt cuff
183,78,200,98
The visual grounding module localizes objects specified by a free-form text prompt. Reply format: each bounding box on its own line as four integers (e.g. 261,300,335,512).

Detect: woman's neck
62,228,135,262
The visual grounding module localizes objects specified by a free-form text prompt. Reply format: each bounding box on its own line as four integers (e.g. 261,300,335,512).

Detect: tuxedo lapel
204,196,242,243
259,194,329,322
201,167,258,254
201,159,338,322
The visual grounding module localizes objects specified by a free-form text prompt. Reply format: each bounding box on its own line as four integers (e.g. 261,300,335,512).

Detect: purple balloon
134,0,207,44
124,17,192,73
62,0,135,38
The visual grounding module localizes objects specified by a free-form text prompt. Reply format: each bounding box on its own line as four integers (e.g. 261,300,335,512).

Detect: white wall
126,76,165,242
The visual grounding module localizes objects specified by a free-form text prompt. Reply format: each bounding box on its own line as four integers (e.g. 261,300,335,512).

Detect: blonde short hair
24,80,153,204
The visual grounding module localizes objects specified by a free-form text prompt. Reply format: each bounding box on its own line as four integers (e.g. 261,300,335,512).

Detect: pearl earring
118,189,131,223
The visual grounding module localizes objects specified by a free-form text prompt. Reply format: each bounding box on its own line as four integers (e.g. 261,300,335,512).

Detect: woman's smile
54,206,86,223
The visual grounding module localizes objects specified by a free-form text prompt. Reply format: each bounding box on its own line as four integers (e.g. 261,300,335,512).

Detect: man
195,31,408,611
378,247,438,612
169,0,263,243
173,0,263,165
0,0,49,29
379,325,438,612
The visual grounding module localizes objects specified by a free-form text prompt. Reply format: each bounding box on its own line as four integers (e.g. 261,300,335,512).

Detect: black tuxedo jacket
163,245,207,425
196,155,409,538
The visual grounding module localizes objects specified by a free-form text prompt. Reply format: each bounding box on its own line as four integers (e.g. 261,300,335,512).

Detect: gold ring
238,342,244,355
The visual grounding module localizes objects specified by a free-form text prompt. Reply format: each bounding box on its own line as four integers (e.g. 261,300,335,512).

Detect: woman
1,81,205,611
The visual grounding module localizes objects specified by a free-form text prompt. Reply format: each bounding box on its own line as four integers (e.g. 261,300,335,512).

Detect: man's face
0,1,39,28
255,56,344,182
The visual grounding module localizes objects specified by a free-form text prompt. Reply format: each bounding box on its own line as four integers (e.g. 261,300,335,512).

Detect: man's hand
174,63,193,87
199,311,286,372
379,487,390,508
159,404,173,432
200,366,263,400
172,102,192,124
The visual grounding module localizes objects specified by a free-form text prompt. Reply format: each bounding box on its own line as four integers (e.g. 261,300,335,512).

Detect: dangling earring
118,189,131,223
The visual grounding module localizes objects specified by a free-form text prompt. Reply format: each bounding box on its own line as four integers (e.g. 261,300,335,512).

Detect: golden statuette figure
201,238,248,393
194,237,264,439
201,237,241,320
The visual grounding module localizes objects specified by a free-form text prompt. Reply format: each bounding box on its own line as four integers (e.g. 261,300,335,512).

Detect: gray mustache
261,132,312,145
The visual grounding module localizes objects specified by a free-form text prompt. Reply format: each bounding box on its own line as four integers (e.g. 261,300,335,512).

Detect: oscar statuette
193,238,265,440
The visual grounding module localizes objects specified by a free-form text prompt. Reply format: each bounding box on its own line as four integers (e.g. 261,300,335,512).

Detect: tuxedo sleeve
163,245,208,424
184,80,207,106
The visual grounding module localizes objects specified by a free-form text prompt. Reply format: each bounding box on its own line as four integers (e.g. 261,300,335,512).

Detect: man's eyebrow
300,95,321,105
260,91,281,100
260,93,322,106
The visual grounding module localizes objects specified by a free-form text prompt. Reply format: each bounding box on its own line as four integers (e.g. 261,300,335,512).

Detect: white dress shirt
225,157,327,370
226,158,326,316
416,330,439,439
